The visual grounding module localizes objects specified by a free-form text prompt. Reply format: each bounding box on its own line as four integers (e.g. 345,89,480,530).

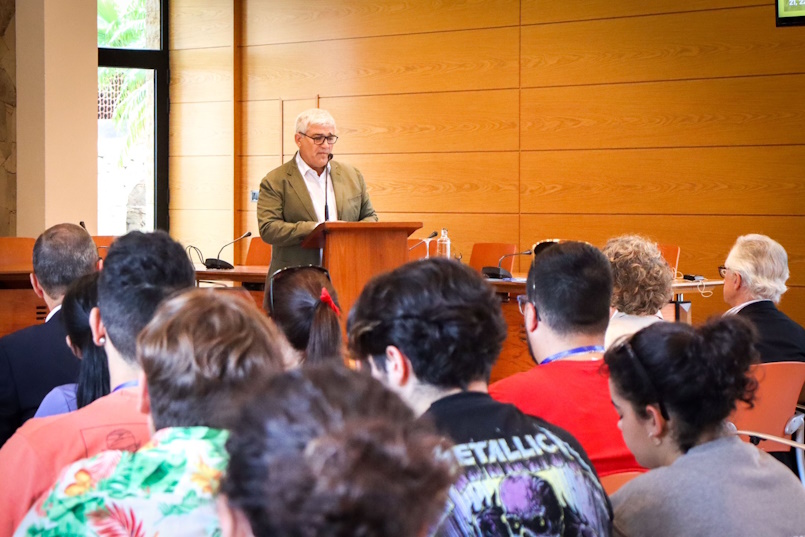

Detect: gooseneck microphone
323,153,334,221
482,249,534,279
408,231,438,252
204,231,252,270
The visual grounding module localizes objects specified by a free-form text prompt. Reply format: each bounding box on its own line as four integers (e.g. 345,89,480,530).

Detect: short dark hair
347,258,507,389
265,266,343,365
221,365,455,537
97,231,195,362
137,289,287,430
32,223,98,298
61,272,109,408
527,241,612,336
604,316,759,452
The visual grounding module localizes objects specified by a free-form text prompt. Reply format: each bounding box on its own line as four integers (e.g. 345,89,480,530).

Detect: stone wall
0,0,14,236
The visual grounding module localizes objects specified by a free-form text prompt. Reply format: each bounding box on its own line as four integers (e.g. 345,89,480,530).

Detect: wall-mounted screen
778,0,805,26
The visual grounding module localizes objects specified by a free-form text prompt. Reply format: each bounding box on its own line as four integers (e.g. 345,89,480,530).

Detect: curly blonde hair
603,235,673,316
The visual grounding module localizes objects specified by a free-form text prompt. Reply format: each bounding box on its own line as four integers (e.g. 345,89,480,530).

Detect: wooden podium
301,222,422,320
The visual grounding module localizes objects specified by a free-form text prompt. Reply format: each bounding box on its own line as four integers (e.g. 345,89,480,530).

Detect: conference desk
194,266,723,382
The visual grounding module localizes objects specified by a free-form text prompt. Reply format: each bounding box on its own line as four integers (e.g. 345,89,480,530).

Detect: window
97,0,169,233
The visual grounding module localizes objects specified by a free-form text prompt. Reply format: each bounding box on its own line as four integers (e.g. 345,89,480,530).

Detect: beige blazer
257,155,378,277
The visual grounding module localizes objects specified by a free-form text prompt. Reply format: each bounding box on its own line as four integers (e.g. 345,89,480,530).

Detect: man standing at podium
257,108,378,277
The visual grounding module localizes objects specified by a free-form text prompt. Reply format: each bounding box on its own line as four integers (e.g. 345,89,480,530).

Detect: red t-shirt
489,360,644,477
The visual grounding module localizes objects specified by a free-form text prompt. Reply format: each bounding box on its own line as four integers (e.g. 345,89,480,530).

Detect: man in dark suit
0,223,99,446
257,108,377,278
722,233,805,363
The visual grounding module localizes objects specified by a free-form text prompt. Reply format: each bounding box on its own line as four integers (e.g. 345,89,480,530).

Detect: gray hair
295,108,336,134
725,234,789,303
32,223,98,298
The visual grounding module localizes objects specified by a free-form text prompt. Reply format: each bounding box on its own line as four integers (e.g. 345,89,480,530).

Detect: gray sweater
611,435,805,537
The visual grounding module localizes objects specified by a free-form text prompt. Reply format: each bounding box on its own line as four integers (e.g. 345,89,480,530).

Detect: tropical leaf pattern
14,427,228,537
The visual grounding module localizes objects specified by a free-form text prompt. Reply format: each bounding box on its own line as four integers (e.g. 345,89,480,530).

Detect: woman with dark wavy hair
604,316,805,536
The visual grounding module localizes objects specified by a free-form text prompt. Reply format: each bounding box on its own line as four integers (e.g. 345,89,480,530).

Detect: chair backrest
0,237,35,267
92,236,117,260
658,243,680,275
599,471,643,496
730,361,805,452
245,237,272,265
469,243,517,273
407,237,437,261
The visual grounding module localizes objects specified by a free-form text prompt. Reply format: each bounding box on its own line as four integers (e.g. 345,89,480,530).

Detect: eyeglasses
299,132,339,145
268,265,332,316
517,294,529,315
718,265,729,278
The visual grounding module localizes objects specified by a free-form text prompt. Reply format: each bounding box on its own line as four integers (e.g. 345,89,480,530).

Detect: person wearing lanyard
490,240,645,478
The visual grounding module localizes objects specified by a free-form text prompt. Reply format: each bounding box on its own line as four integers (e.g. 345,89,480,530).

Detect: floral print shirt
14,426,228,537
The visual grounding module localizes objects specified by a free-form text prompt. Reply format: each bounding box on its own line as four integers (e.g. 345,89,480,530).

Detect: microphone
323,153,334,221
204,232,252,270
79,221,87,231
482,249,533,279
408,231,438,252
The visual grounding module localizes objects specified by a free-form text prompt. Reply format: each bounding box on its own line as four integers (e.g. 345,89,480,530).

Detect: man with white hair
257,108,378,277
721,234,805,363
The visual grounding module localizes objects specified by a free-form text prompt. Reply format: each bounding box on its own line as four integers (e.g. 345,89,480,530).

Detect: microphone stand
323,153,334,221
408,231,438,258
482,250,533,279
204,231,252,270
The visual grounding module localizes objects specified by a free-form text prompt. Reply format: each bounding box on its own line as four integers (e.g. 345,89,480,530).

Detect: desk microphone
482,249,533,279
79,221,87,231
204,232,252,270
408,231,438,251
323,154,334,221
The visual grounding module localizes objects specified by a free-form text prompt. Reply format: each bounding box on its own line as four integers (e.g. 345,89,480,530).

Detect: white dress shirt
295,153,337,223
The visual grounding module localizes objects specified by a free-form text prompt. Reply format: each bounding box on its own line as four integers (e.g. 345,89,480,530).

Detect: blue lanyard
541,345,605,366
112,379,139,393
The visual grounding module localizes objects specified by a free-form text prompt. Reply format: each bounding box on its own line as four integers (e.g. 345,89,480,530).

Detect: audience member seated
35,272,109,418
348,258,612,536
0,223,98,446
218,364,455,537
489,241,643,477
15,288,287,536
722,233,805,363
603,234,673,349
605,316,805,537
0,231,195,535
265,265,343,366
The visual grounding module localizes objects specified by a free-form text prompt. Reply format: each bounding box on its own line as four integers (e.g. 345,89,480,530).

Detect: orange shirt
0,388,149,536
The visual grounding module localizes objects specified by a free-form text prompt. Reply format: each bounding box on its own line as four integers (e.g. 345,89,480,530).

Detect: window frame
97,0,170,231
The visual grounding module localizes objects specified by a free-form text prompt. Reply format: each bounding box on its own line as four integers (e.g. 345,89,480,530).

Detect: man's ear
217,495,255,537
30,273,45,300
385,345,411,388
137,371,150,416
294,132,303,148
89,307,107,347
523,301,539,335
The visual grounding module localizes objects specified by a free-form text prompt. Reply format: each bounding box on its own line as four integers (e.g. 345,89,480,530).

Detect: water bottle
436,228,451,258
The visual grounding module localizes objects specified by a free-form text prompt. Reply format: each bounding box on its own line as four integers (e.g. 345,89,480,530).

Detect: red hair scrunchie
319,287,341,316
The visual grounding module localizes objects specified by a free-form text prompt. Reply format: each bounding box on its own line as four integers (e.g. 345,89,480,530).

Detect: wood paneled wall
170,1,805,324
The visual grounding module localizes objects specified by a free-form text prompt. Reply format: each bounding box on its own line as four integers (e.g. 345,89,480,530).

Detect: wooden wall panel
688,286,805,327
382,213,519,266
347,152,519,213
519,215,805,287
170,102,233,157
170,156,234,210
521,75,805,150
241,100,281,156
522,7,805,87
169,209,235,263
241,156,283,210
521,0,764,25
170,48,233,103
170,0,233,50
322,90,519,153
520,146,805,216
243,0,519,45
243,27,519,100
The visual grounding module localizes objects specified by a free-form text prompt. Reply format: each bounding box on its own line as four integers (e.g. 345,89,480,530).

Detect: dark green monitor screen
778,0,805,26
